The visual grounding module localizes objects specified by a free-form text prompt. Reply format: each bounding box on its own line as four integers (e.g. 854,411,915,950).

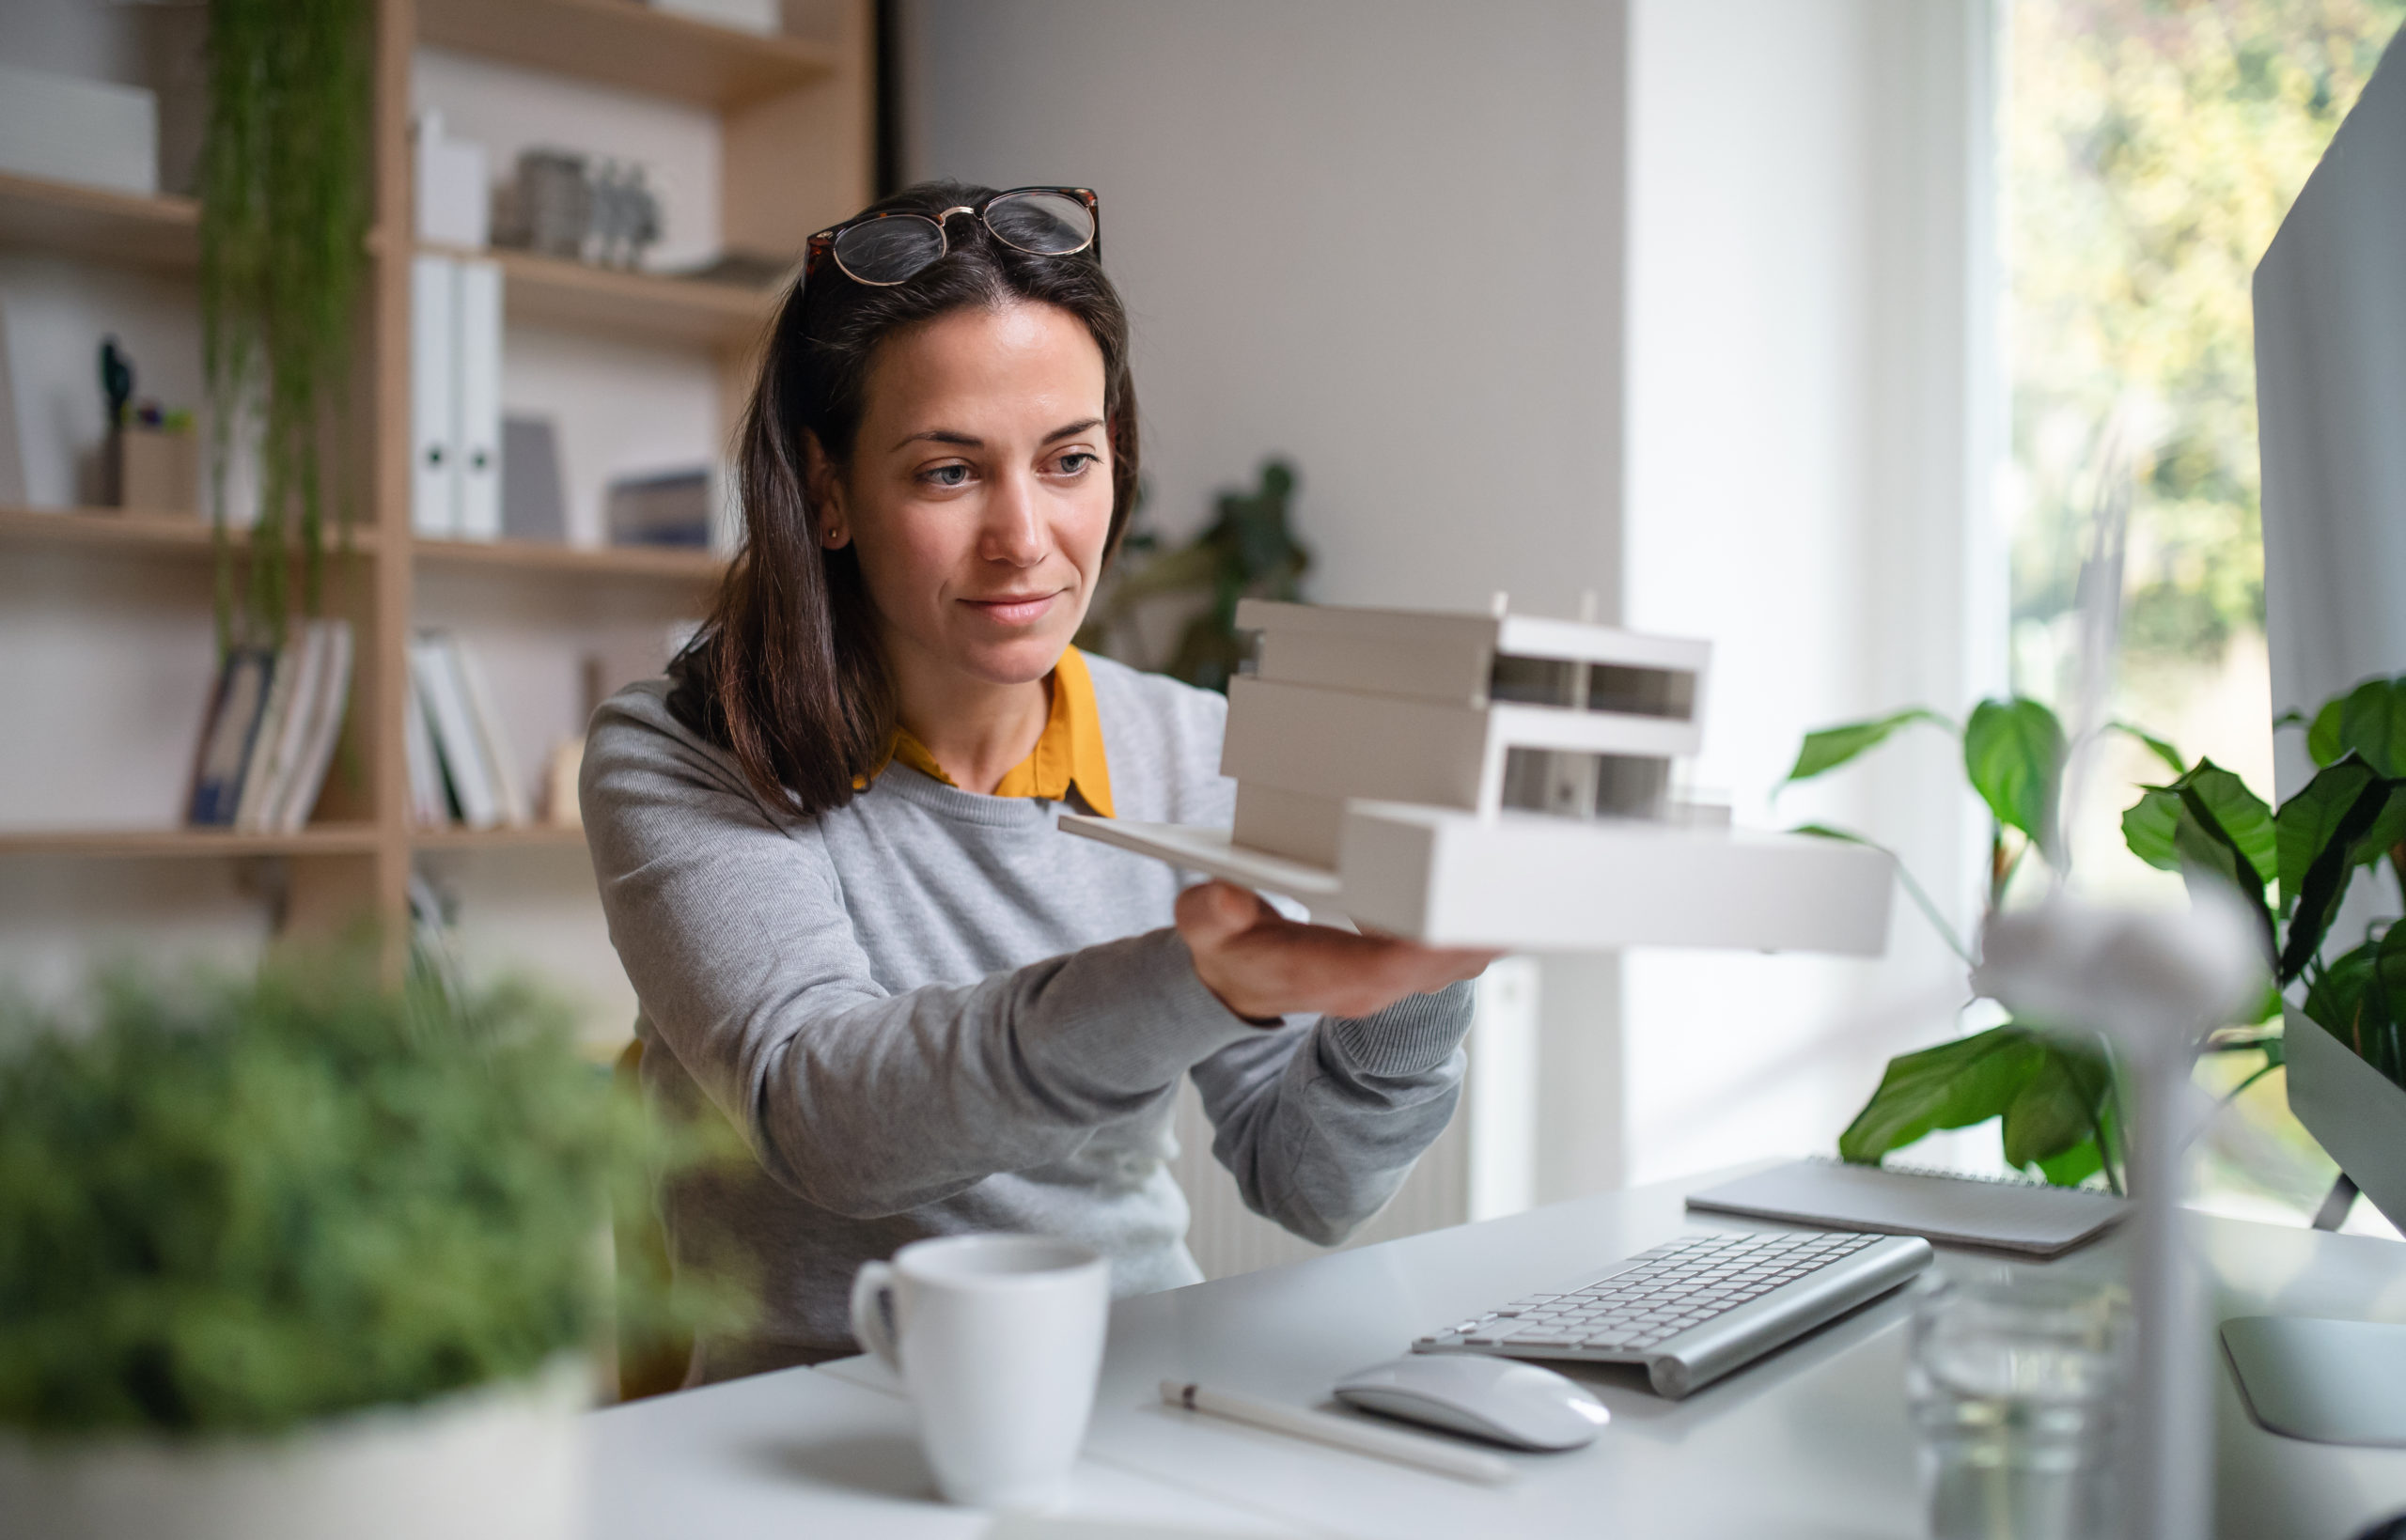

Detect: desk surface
597,1171,2406,1539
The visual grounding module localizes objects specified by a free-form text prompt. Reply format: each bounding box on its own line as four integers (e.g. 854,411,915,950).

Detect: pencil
1157,1379,1516,1486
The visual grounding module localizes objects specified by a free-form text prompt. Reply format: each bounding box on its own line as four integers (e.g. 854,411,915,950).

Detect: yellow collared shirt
864,646,1115,817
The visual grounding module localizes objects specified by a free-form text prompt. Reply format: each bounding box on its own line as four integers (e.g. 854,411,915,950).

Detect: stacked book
186,620,356,832
404,630,527,830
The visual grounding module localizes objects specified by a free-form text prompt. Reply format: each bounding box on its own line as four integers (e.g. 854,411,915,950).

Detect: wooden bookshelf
0,170,199,270
414,534,726,582
483,245,781,349
0,825,384,859
411,822,589,851
0,0,872,973
0,505,383,560
417,0,840,107
0,508,720,586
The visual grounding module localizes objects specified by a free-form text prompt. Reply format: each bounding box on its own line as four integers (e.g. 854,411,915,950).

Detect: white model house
1065,599,1893,956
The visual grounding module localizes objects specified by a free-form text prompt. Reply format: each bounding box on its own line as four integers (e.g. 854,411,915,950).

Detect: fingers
1176,882,1502,1021
1174,880,1271,952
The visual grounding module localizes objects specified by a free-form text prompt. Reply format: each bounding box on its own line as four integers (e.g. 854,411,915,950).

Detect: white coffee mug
849,1233,1111,1510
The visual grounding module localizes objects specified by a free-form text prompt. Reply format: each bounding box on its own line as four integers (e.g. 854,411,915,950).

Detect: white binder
410,254,457,537
454,258,504,541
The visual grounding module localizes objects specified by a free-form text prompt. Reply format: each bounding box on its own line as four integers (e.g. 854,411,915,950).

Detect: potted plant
1793,674,2406,1190
0,955,733,1539
1076,459,1312,692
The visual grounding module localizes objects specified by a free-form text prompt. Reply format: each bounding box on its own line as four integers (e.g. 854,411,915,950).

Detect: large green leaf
2369,926,2406,1084
2124,764,2273,880
2122,786,2182,871
2170,762,2276,889
2303,936,2381,1045
2277,758,2398,980
1837,1028,2045,1165
2357,785,2406,873
2308,697,2347,767
2170,768,2278,962
2119,762,2278,962
1782,708,1954,786
1962,697,2066,851
2338,677,2406,777
2000,1042,2111,1172
2035,1139,2105,1188
2278,758,2383,912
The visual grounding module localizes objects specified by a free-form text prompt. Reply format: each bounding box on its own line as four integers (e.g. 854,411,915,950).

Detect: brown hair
667,179,1140,815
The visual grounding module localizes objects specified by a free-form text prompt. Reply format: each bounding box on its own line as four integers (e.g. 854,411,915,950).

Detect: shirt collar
861,646,1115,817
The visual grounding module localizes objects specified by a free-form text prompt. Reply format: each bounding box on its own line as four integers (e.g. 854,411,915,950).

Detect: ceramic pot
0,1359,588,1540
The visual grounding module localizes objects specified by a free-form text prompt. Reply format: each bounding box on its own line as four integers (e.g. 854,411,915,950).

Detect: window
2007,0,2405,1222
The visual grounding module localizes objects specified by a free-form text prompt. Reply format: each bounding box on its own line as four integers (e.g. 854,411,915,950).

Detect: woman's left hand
1174,880,1496,1023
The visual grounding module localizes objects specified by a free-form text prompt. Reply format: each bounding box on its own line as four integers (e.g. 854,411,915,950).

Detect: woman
584,179,1489,1384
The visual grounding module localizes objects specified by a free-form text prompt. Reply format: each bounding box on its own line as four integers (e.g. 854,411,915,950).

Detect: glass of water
1908,1274,2127,1540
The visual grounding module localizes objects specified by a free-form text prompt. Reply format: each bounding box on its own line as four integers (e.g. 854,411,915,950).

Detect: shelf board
414,535,726,582
0,824,384,859
0,170,199,269
411,823,588,850
475,245,781,350
0,506,382,560
417,0,841,108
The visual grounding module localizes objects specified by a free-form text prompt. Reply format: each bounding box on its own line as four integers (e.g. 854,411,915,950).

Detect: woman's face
817,300,1114,692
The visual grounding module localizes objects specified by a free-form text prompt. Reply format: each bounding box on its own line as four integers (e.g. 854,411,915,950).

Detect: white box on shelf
453,259,504,541
0,62,157,196
648,0,780,35
410,255,459,537
414,111,491,250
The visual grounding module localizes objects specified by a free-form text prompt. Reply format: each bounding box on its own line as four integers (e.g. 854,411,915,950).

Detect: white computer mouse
1334,1354,1610,1451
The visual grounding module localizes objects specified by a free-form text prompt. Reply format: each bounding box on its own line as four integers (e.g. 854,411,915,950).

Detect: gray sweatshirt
581,653,1472,1378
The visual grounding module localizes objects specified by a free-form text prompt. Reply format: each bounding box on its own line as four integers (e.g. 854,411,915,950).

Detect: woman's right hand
1174,880,1494,1023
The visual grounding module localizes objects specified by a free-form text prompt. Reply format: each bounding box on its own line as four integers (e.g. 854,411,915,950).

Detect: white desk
601,1171,2406,1538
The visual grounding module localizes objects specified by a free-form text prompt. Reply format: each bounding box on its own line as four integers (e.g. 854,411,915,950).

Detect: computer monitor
2225,19,2406,1453
2256,22,2406,1237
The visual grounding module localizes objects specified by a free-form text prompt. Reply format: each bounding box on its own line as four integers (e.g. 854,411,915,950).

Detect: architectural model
1064,599,1894,955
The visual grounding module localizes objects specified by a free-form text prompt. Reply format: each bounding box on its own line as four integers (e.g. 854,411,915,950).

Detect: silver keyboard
1414,1228,1934,1398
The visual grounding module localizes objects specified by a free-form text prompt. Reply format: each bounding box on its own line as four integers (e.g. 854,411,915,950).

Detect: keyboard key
1507,1330,1588,1347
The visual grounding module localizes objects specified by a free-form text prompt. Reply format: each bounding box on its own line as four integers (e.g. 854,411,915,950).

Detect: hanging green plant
198,0,373,653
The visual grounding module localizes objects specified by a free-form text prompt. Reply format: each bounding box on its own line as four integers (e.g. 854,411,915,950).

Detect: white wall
906,0,1629,614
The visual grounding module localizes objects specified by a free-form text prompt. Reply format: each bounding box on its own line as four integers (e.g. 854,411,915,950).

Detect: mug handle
849,1261,901,1373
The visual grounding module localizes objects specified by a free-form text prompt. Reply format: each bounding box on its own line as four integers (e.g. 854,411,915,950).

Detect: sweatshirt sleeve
1187,982,1475,1248
580,694,1260,1220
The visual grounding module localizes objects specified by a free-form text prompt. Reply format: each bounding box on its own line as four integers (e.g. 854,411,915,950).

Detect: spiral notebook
1684,1158,2128,1259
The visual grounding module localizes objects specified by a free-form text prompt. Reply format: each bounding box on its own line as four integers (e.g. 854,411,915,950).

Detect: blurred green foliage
2010,0,2404,669
1078,460,1311,693
0,957,742,1437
